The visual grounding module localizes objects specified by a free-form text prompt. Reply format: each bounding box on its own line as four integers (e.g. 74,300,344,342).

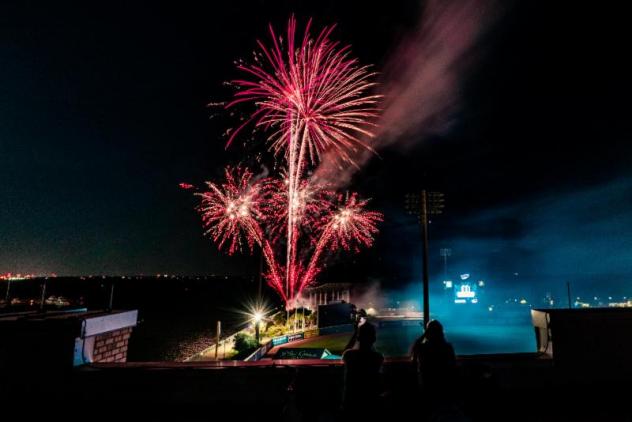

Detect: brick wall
92,327,133,363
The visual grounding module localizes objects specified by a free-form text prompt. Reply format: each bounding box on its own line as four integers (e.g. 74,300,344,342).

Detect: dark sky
1,1,630,286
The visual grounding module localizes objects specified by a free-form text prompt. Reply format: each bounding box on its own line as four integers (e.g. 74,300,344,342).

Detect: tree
233,332,257,353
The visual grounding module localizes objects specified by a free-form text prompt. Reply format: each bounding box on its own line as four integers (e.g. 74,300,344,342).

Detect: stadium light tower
405,191,445,327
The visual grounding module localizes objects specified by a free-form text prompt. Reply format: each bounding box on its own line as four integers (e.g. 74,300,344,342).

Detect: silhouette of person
344,308,368,351
411,319,456,393
342,321,384,416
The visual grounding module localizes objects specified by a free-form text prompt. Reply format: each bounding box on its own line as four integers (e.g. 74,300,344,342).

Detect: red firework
261,176,334,242
226,15,380,166
196,166,286,300
196,166,264,255
300,193,383,292
195,167,381,308
195,17,382,309
323,193,383,252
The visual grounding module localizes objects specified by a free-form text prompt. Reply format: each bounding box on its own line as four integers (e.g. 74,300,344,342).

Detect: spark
196,167,286,301
193,17,383,310
225,16,381,306
226,16,380,167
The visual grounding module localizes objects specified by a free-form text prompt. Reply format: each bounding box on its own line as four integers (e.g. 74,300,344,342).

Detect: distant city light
0,273,37,281
460,273,470,280
444,280,453,288
478,280,485,287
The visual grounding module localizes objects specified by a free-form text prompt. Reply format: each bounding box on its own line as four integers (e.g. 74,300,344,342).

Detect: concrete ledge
83,309,138,337
0,308,138,370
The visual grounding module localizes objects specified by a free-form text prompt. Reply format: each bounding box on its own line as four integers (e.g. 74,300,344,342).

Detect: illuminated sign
460,273,470,280
273,333,305,347
444,280,453,288
456,284,476,298
272,336,288,346
274,348,332,360
454,283,479,304
288,333,304,342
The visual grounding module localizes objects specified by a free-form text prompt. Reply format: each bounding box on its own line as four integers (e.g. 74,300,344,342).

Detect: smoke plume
314,0,498,187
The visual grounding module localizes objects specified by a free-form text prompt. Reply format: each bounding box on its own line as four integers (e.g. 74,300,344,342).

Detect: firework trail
225,16,380,306
261,175,334,242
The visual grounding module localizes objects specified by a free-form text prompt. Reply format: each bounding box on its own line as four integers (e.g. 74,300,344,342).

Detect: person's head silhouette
424,319,446,343
357,321,377,349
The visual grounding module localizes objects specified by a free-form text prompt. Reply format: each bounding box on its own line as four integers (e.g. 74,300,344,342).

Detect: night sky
1,1,630,290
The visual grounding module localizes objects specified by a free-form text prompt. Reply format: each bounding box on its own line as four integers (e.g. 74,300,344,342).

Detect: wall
91,326,133,363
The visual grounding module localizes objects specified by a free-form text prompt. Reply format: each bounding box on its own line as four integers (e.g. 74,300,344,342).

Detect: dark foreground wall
4,307,632,420
2,356,632,421
533,308,632,373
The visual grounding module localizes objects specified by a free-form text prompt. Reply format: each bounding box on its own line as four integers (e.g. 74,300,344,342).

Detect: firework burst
193,17,382,310
196,166,263,255
299,193,382,293
322,193,382,252
261,175,334,242
195,166,382,308
226,15,381,166
196,166,286,301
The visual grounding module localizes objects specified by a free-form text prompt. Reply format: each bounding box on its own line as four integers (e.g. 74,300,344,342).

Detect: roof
304,282,352,292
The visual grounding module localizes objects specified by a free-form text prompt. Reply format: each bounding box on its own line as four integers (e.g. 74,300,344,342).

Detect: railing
91,356,419,368
244,339,274,361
